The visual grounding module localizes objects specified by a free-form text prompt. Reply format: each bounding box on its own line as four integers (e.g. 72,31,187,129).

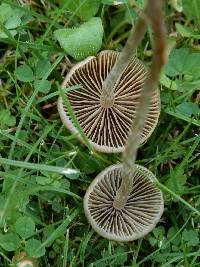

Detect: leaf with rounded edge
25,239,46,258
15,216,35,239
5,16,21,29
0,233,20,251
15,65,34,82
0,110,16,127
165,49,200,78
35,59,52,79
114,247,127,265
54,17,103,61
61,0,101,21
167,227,181,246
175,102,200,118
0,3,12,24
182,229,199,246
34,79,51,93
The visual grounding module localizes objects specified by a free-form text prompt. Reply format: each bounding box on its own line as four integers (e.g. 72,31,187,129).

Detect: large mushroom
58,51,160,153
84,0,166,241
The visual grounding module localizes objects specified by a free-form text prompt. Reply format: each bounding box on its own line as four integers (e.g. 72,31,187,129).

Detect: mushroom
12,252,38,267
58,53,160,153
84,164,164,242
83,0,166,241
58,0,161,154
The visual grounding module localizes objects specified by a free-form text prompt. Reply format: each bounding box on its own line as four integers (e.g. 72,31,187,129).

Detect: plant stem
113,0,167,210
100,9,148,108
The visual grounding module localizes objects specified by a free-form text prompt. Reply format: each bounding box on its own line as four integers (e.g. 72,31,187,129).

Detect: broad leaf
165,49,200,79
15,65,34,82
54,17,103,61
25,239,46,258
35,59,51,79
0,3,24,38
175,102,200,118
0,110,16,127
34,79,51,93
165,167,187,193
0,3,12,24
160,73,177,90
5,16,21,30
61,0,101,21
0,233,20,251
167,227,181,246
182,229,199,246
15,216,35,239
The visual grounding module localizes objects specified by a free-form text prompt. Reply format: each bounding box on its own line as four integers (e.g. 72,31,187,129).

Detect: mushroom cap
58,50,160,153
84,164,164,242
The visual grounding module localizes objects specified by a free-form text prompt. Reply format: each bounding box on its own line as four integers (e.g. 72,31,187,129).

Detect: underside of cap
58,50,160,153
84,164,164,242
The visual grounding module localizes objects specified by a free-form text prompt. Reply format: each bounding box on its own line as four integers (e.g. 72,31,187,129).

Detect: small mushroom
84,164,164,242
58,50,160,153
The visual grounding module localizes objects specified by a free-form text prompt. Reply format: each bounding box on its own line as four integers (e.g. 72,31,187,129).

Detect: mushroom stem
100,8,148,108
113,0,167,210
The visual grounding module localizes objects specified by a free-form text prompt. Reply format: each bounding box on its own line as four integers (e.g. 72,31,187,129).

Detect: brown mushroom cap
84,164,164,242
58,50,160,153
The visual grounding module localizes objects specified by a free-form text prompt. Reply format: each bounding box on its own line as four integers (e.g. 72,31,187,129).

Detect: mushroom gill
84,164,164,242
58,50,160,153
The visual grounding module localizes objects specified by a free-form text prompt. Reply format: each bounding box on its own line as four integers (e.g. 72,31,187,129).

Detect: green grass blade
62,230,69,267
37,84,80,104
165,109,200,127
161,251,200,267
37,209,79,250
0,158,79,177
156,181,200,216
8,55,63,161
77,230,94,263
0,131,46,157
58,84,93,151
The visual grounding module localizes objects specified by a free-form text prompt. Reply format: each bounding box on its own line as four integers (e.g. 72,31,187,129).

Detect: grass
0,1,199,267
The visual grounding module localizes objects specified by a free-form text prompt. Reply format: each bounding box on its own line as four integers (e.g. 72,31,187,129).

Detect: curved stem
113,0,167,210
100,9,148,108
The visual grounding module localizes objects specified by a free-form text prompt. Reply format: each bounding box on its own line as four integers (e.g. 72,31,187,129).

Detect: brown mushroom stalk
84,0,167,242
113,0,167,210
100,8,148,108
